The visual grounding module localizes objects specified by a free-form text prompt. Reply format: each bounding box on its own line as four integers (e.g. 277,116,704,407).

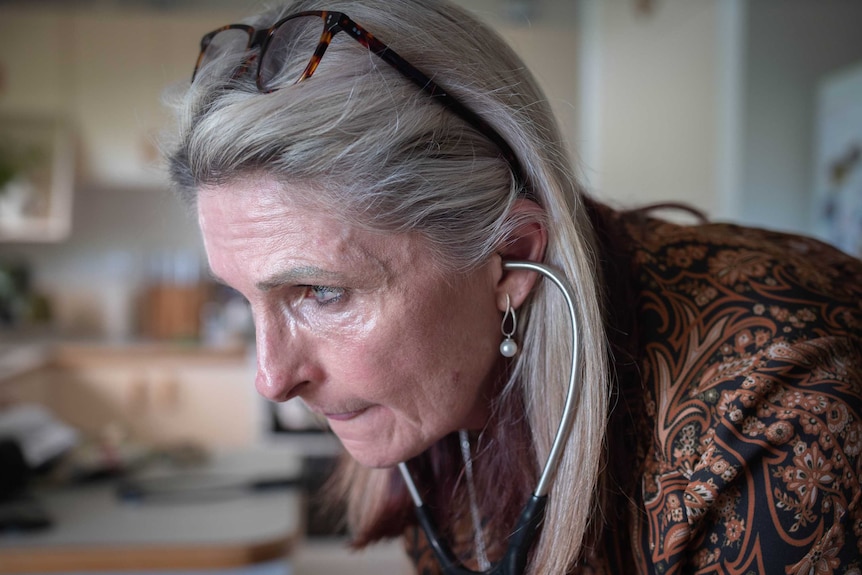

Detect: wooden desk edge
0,532,298,573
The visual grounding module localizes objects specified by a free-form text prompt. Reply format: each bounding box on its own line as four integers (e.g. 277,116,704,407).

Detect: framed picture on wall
0,115,74,242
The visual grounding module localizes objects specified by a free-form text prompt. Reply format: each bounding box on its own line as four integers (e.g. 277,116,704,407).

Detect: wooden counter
0,344,306,573
0,449,303,573
0,341,260,451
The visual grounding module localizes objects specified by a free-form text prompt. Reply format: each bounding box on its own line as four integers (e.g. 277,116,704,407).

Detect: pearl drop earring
500,294,518,358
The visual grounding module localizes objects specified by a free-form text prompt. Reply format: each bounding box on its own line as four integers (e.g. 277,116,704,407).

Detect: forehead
196,175,424,285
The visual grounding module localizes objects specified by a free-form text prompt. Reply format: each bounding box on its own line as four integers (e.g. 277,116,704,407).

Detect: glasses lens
197,28,251,80
259,15,326,92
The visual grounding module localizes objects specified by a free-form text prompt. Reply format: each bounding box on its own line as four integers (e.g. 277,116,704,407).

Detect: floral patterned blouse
406,202,862,575
591,204,862,575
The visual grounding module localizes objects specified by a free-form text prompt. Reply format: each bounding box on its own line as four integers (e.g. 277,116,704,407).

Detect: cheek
320,334,399,389
316,325,430,408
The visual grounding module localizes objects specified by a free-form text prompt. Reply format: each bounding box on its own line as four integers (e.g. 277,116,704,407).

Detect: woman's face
198,175,504,467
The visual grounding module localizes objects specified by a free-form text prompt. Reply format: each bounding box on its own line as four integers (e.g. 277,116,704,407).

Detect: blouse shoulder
609,209,862,574
615,210,862,338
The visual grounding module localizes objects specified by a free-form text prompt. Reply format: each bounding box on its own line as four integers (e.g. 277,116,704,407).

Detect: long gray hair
169,1,610,572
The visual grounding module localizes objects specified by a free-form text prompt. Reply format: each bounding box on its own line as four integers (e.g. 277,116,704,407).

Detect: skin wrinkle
198,174,506,467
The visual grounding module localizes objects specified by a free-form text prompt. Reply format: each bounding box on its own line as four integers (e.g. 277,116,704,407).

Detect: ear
491,199,548,312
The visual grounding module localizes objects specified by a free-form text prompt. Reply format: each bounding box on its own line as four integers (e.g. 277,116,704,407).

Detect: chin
341,444,406,469
338,436,430,469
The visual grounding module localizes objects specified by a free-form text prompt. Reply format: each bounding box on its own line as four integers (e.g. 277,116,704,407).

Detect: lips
324,407,369,422
305,399,375,423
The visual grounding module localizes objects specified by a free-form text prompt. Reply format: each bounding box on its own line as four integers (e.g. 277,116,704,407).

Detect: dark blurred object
116,473,302,503
0,260,51,327
0,438,51,532
0,438,29,497
0,491,52,533
0,260,29,326
303,455,346,537
0,404,79,471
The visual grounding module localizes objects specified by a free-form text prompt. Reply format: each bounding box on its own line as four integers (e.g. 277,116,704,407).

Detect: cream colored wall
579,0,728,215
459,1,580,164
740,1,862,236
580,0,862,233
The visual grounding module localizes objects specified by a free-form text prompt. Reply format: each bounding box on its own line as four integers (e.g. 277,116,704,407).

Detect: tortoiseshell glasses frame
192,10,525,189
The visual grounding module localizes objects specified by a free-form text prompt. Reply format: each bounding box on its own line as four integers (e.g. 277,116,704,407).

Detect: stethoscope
397,260,582,575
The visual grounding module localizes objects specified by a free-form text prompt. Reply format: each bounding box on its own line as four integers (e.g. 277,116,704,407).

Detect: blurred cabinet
2,343,259,449
68,12,190,188
0,6,241,189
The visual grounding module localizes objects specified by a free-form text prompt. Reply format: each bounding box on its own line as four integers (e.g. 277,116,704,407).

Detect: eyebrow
254,265,347,292
204,265,346,291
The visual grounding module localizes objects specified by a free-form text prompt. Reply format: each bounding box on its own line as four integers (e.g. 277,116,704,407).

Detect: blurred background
1,0,861,341
0,0,860,573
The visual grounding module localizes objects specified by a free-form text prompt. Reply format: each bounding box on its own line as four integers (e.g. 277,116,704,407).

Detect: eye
306,285,345,305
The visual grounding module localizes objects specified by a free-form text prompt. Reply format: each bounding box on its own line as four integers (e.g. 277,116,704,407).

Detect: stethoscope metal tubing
502,261,581,496
397,260,582,575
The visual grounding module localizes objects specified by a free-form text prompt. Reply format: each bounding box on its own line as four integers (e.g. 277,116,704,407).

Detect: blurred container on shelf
140,251,208,342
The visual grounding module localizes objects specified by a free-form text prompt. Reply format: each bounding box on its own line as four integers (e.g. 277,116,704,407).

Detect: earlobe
494,199,548,311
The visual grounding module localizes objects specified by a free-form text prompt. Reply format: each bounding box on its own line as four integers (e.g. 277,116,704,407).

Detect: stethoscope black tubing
412,494,547,575
397,260,582,575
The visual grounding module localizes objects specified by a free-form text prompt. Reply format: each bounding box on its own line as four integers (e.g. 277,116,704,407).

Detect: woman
168,1,862,573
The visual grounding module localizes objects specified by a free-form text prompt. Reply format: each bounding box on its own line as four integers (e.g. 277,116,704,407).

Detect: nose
253,314,321,402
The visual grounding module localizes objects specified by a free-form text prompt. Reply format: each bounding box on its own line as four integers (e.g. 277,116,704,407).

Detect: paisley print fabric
618,212,862,575
403,204,862,574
